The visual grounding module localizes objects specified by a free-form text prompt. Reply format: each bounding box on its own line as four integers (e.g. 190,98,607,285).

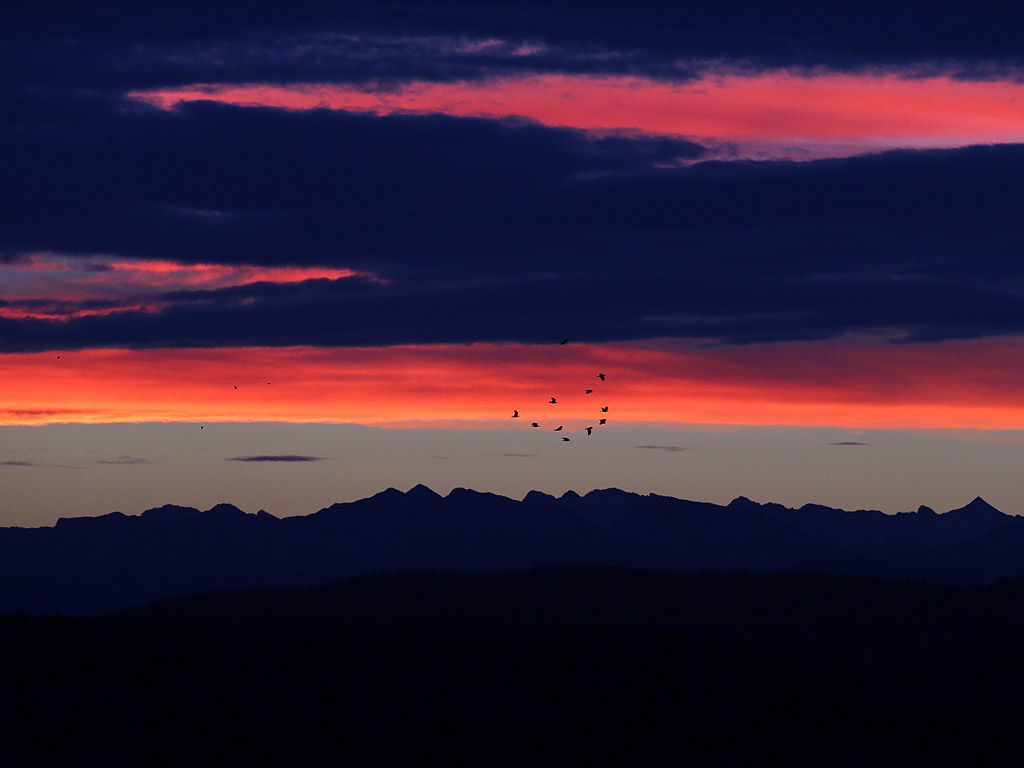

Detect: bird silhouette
531,422,539,428
601,406,609,412
559,338,568,345
549,397,557,404
200,425,204,429
56,355,60,359
561,437,570,441
597,373,605,381
585,426,593,435
599,418,607,425
585,389,593,394
234,385,237,389
554,426,563,431
512,410,519,418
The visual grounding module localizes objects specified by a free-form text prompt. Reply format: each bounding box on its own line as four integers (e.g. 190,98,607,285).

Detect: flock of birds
511,337,609,442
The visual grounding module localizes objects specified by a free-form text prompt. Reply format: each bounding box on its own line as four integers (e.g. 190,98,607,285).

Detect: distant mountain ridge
2,486,1023,614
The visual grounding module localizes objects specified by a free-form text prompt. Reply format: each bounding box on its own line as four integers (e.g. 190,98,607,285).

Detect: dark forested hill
4,569,1024,766
2,485,1023,614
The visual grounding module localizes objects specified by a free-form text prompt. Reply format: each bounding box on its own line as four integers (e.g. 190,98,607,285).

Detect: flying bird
599,419,607,425
531,423,539,428
234,385,237,389
512,410,519,418
554,426,563,431
601,406,609,412
585,389,593,394
200,425,204,429
597,373,605,381
562,437,570,441
549,397,557,404
56,355,60,359
585,426,593,435
559,338,568,345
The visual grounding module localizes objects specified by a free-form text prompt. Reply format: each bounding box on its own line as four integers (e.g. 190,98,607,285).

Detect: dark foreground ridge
129,567,1024,661
4,569,1024,765
2,486,1022,613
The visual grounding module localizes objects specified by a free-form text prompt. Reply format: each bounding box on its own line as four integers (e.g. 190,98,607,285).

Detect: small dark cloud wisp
1,460,81,469
500,453,536,458
227,455,324,462
829,441,873,446
635,445,688,453
95,455,155,465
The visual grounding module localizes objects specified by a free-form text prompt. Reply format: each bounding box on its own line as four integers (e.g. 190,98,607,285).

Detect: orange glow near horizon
132,73,1024,158
4,339,1024,429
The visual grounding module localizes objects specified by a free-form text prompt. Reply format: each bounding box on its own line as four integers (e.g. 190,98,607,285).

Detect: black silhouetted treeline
2,486,1024,614
2,569,1023,765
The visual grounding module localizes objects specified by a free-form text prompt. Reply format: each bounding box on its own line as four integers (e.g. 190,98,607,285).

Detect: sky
5,1,1024,524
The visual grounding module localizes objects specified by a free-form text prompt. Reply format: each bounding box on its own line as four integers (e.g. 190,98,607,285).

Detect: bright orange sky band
4,339,1024,429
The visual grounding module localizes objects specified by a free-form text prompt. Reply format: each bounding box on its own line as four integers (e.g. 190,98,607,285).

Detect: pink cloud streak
132,73,1024,159
0,254,371,320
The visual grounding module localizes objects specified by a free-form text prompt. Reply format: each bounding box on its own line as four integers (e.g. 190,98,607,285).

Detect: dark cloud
1,98,705,267
635,445,689,453
829,442,873,447
227,455,324,462
4,79,1024,350
94,455,155,465
2,93,1024,348
4,1,1024,92
499,453,536,458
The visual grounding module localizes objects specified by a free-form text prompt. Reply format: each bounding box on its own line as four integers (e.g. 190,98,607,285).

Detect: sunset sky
5,1,1024,524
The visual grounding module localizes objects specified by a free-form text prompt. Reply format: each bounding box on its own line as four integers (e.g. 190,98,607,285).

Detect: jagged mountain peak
583,488,639,501
203,503,247,519
729,496,789,514
522,490,558,504
445,487,482,499
140,504,201,523
407,483,442,500
948,497,1005,517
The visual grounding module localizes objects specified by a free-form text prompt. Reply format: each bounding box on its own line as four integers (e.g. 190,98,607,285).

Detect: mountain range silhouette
3,486,1022,614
